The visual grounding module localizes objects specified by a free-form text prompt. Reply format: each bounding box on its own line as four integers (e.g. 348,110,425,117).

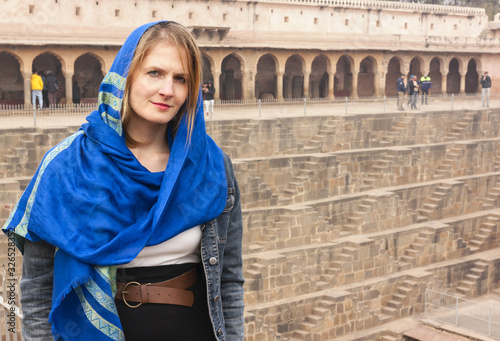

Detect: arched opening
447,58,461,94
202,54,214,84
74,53,104,103
310,55,329,99
429,57,442,94
33,52,63,106
385,57,402,96
335,55,352,97
465,59,479,94
408,57,422,80
357,57,376,97
255,54,277,100
0,52,23,104
220,54,242,100
283,55,304,99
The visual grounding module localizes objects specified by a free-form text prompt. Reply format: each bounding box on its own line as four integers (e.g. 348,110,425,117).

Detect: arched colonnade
0,46,484,105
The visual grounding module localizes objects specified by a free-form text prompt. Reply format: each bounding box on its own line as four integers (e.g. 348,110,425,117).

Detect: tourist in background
40,70,49,108
409,75,419,110
30,70,44,109
45,70,58,107
397,74,406,111
4,21,244,341
72,80,81,105
203,80,216,119
420,74,431,105
480,71,491,108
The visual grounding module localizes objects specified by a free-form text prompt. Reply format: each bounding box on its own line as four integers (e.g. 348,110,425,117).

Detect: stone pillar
213,70,221,100
460,74,466,94
303,70,310,98
351,69,359,99
442,74,448,94
328,71,334,99
23,72,31,106
277,71,284,100
374,71,381,97
64,72,74,104
243,68,255,100
241,71,248,100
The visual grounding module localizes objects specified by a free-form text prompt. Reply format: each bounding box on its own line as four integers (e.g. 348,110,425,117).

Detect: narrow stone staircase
342,197,377,235
432,145,465,180
398,229,434,270
467,214,500,252
416,183,453,222
379,116,413,147
456,261,489,297
380,280,418,322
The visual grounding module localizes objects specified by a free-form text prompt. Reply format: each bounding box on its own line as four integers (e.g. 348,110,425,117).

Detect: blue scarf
3,21,226,340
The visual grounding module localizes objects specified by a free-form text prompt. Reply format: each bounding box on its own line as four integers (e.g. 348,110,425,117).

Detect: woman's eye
175,76,186,84
148,70,159,77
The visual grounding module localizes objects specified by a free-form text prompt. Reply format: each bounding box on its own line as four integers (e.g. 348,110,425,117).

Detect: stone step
398,262,412,271
387,300,403,309
305,314,323,326
377,313,392,324
416,215,429,223
337,253,353,262
475,261,489,269
404,280,418,287
381,306,397,316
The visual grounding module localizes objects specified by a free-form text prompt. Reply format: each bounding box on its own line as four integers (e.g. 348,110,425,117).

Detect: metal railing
0,266,23,341
425,288,500,340
0,93,496,130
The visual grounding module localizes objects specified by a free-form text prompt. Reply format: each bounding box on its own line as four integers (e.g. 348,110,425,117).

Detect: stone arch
408,56,424,80
335,54,354,97
310,55,330,99
429,57,443,94
255,53,278,100
385,56,404,96
465,58,479,94
357,56,377,97
74,53,105,102
202,53,215,84
33,51,65,106
447,57,461,94
220,53,244,100
0,51,24,104
283,54,305,99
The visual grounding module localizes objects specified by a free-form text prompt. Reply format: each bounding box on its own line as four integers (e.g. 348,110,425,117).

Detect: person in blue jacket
396,74,406,111
3,21,244,341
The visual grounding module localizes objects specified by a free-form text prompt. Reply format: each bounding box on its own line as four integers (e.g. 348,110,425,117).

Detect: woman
3,21,244,340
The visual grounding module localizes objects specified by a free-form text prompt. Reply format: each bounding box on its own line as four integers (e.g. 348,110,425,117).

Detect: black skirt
115,263,217,341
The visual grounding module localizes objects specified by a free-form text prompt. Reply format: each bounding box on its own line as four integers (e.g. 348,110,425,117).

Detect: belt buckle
121,281,142,309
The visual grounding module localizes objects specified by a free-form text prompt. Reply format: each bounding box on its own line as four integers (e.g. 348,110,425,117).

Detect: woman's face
128,41,189,127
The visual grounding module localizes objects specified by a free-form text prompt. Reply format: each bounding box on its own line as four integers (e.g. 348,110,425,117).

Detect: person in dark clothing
202,81,215,119
408,75,419,110
396,74,406,111
480,71,492,107
39,71,49,108
45,71,58,107
72,80,81,105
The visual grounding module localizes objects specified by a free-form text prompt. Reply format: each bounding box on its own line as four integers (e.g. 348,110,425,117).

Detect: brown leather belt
115,267,196,308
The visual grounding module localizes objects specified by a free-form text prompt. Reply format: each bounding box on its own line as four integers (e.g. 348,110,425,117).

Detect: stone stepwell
1,108,500,340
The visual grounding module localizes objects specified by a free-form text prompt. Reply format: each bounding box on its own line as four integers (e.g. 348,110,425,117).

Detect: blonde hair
121,21,202,142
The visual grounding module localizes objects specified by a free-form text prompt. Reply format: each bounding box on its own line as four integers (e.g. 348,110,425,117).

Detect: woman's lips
152,102,171,110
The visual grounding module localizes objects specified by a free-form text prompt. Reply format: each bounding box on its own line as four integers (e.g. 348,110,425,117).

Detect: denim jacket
20,154,244,341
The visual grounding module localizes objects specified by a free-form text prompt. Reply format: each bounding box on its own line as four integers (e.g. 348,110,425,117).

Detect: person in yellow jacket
31,70,44,108
420,74,431,105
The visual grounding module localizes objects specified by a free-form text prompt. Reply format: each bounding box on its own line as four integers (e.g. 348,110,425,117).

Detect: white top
118,225,202,268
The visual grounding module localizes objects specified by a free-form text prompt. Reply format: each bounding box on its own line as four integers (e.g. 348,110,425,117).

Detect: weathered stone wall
1,108,500,340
